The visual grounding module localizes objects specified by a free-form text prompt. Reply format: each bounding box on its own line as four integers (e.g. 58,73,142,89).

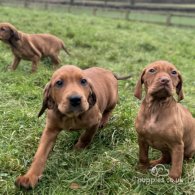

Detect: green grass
0,5,195,195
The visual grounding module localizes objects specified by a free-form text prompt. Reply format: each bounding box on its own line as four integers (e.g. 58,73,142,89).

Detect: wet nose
160,77,170,84
69,95,81,107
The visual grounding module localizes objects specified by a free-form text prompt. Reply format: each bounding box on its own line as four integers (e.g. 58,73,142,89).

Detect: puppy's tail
114,73,132,80
61,42,70,56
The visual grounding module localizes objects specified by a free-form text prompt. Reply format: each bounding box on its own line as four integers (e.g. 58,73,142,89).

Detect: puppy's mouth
150,84,173,99
67,106,85,115
65,110,84,118
58,104,88,117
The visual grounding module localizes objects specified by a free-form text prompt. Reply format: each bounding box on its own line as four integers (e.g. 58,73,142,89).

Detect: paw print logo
150,164,169,177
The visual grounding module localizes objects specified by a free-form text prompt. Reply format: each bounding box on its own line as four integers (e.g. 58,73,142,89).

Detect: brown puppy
0,23,69,72
134,60,195,181
15,65,130,189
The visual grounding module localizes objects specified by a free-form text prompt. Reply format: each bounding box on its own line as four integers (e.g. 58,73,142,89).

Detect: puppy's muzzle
69,95,82,107
150,75,173,98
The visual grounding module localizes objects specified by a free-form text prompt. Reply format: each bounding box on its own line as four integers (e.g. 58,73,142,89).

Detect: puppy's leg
50,55,60,69
15,128,60,189
169,143,184,181
138,137,150,171
74,124,99,150
9,56,21,70
31,57,40,73
150,152,171,167
99,110,112,128
184,142,195,160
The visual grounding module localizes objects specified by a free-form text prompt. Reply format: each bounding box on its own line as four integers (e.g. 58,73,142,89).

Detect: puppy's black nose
69,95,81,107
160,77,170,84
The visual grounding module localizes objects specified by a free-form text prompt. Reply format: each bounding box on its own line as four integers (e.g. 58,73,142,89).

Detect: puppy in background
0,22,69,72
134,60,195,181
15,65,131,189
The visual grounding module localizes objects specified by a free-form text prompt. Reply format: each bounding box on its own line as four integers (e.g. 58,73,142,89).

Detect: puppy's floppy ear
176,73,184,102
134,69,145,100
10,28,20,41
38,82,55,117
9,27,20,48
88,81,96,109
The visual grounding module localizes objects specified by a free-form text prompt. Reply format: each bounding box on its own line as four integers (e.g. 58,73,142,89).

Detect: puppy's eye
171,70,177,75
148,68,156,74
55,80,64,88
80,79,87,86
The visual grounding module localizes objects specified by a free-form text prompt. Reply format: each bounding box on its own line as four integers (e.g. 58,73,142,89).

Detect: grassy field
0,5,195,195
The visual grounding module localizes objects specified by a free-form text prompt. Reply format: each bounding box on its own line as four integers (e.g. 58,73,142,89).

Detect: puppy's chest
142,115,161,134
60,116,98,131
61,118,86,131
12,47,33,59
137,114,169,138
137,114,175,150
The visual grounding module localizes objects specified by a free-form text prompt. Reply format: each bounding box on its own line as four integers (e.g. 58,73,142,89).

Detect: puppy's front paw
137,163,150,172
15,174,39,189
169,171,181,182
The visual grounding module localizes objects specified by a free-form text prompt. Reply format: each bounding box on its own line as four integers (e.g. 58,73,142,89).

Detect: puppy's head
0,23,20,45
134,61,184,101
38,65,96,118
